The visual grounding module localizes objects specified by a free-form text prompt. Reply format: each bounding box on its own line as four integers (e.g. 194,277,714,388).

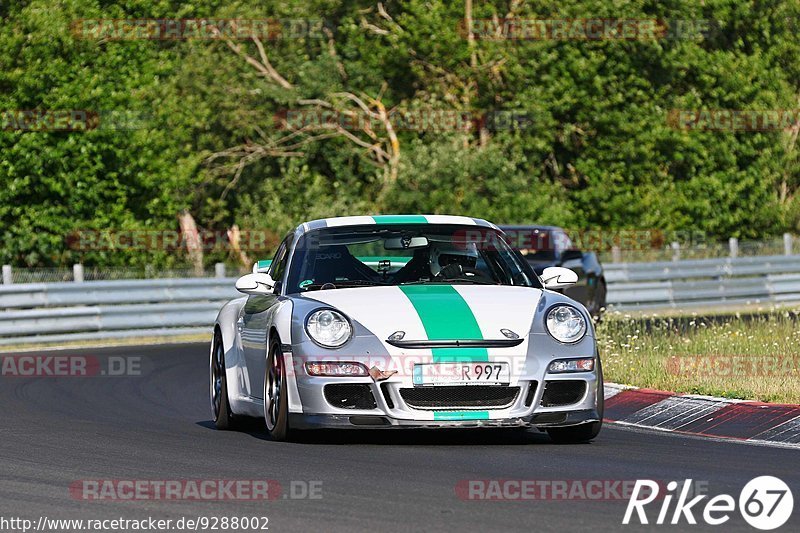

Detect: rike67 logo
624,477,793,530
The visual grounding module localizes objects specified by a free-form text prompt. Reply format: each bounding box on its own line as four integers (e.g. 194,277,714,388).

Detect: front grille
399,386,520,409
540,380,587,407
324,384,377,410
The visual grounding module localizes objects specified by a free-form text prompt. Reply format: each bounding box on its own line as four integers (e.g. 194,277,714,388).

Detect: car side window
268,236,292,289
554,231,573,254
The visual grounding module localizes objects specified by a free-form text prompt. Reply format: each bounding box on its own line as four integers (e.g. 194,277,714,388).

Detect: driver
392,241,481,283
429,242,479,278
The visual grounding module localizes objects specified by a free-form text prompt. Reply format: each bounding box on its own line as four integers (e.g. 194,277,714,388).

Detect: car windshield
285,224,539,294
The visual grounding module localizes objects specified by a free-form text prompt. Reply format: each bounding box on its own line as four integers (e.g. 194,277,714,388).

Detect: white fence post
2,265,11,285
784,233,793,256
611,245,621,263
729,237,738,258
73,264,84,283
214,263,226,278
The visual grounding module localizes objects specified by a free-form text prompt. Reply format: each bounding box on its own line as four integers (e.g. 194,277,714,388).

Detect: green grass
597,309,800,404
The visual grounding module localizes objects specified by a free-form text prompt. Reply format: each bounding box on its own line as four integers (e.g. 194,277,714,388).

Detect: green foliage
1,0,799,267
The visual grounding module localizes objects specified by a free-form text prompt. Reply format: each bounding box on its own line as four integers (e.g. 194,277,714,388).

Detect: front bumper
289,369,601,430
289,408,600,430
285,325,602,431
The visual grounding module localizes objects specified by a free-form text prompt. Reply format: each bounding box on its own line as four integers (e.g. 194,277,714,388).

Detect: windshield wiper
301,280,389,291
400,278,498,286
442,279,498,285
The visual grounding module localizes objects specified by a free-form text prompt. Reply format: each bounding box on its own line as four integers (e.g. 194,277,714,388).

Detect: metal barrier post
729,237,738,258
2,265,11,285
215,263,226,278
73,264,84,283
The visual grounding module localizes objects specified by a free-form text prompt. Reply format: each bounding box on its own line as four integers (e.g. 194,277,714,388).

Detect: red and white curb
603,383,800,448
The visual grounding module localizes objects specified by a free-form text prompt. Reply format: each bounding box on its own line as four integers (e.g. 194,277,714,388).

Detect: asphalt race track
1,343,797,532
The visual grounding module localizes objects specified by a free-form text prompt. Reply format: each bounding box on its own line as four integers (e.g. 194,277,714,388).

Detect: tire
586,278,607,320
547,358,604,444
211,331,241,430
264,336,291,441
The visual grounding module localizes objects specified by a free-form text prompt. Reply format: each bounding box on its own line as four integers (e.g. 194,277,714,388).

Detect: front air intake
324,384,377,410
540,380,587,407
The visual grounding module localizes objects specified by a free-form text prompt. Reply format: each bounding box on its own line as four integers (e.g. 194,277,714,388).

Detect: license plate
412,362,510,386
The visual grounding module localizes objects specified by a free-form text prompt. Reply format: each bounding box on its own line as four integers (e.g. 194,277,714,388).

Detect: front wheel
586,278,607,320
264,338,291,441
211,332,241,430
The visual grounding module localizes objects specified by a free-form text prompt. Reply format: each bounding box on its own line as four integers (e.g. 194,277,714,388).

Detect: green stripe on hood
371,215,427,224
398,285,489,362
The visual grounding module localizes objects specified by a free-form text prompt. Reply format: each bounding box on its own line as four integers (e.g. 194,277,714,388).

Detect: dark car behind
499,225,606,318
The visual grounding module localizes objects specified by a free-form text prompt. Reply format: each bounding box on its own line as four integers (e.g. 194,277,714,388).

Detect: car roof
298,215,499,234
498,224,563,232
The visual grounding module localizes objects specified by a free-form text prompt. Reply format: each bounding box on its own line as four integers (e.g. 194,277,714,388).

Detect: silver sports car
210,215,603,442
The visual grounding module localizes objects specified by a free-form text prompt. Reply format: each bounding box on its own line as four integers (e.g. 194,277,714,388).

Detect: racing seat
392,248,431,284
311,245,378,285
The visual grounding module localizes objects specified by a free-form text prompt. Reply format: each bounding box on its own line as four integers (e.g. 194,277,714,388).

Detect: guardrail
0,278,240,345
605,254,800,310
2,254,800,345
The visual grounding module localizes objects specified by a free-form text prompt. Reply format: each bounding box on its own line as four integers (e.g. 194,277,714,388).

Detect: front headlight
306,309,353,348
305,362,368,376
545,305,587,344
548,358,594,373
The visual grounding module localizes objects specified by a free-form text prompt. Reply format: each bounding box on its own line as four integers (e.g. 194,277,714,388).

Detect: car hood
298,284,542,355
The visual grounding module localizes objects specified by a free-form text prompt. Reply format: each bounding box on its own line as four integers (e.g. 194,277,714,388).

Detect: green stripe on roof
434,411,489,421
398,285,488,362
371,215,428,224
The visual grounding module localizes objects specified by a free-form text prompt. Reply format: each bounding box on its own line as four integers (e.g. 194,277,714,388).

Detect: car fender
214,297,248,414
270,299,303,413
